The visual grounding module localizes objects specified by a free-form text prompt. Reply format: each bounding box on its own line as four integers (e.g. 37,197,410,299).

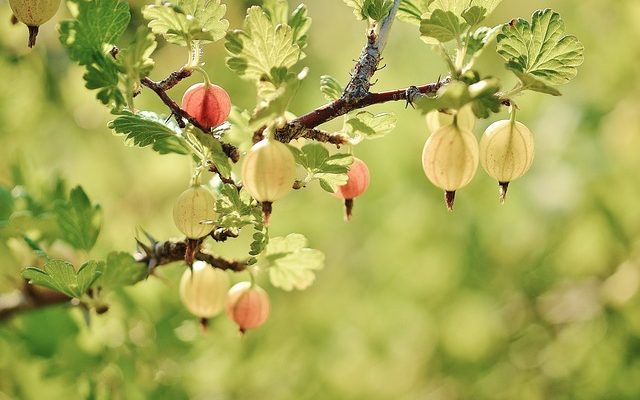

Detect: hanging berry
422,123,479,211
226,282,270,334
333,157,370,221
173,186,217,239
9,0,60,47
426,105,476,133
480,119,535,203
241,138,296,224
180,261,230,327
181,83,232,130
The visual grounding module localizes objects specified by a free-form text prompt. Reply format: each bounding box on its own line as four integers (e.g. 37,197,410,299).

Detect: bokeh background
2,0,640,399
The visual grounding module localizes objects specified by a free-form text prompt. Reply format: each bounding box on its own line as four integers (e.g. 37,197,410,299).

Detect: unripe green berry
241,139,295,202
422,124,479,210
10,0,60,47
480,119,535,202
426,105,476,133
173,186,216,239
180,261,230,319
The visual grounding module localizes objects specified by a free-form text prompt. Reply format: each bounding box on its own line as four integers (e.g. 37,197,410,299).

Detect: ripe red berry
333,157,370,221
226,282,270,334
181,83,231,130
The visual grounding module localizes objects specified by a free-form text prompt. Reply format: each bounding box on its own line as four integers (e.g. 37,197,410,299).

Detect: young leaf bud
173,186,217,239
226,282,270,334
333,157,370,221
241,139,296,224
422,124,479,211
9,0,60,47
180,261,230,320
480,120,535,203
181,83,232,130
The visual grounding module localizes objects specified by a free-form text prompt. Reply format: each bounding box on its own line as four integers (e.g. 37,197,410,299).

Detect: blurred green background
2,0,640,399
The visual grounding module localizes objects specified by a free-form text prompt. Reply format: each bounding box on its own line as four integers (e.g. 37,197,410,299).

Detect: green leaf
511,69,561,96
54,186,102,251
264,234,325,291
116,27,157,88
216,184,259,230
289,4,312,49
397,0,431,25
420,9,466,43
192,129,233,177
142,0,229,46
291,144,353,192
414,79,501,118
59,0,130,65
97,252,147,290
250,68,308,127
344,0,394,21
320,75,344,101
423,0,501,21
461,6,486,27
225,6,305,84
466,26,500,59
344,111,397,141
59,0,131,109
109,112,190,155
496,9,584,93
83,53,125,108
22,259,102,298
226,107,254,152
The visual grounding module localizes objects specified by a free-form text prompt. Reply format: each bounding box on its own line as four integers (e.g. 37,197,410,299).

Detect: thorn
370,79,379,86
344,199,354,222
140,228,158,245
498,182,510,204
165,113,174,124
135,238,152,256
445,191,456,212
377,64,387,71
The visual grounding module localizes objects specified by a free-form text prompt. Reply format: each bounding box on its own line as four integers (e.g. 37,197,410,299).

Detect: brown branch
140,76,240,163
0,238,250,322
273,80,446,143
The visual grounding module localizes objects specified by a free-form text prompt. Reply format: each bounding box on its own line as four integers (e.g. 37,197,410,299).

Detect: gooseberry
480,119,535,203
333,157,370,221
179,261,230,320
181,83,232,130
173,185,217,239
422,123,479,210
241,138,296,224
10,0,60,47
226,281,270,334
426,105,476,133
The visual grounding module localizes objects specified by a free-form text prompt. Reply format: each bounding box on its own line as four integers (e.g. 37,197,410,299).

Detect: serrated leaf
289,5,312,49
320,75,343,101
59,0,131,109
511,69,561,96
59,0,130,65
142,0,229,46
420,9,466,44
109,112,190,155
117,27,157,88
345,111,397,141
466,25,500,59
216,184,260,230
226,107,254,152
54,187,102,251
264,234,325,291
497,9,584,92
250,68,308,127
192,128,233,177
292,144,353,192
461,6,486,26
424,0,501,21
97,252,146,290
23,259,102,298
225,6,304,84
